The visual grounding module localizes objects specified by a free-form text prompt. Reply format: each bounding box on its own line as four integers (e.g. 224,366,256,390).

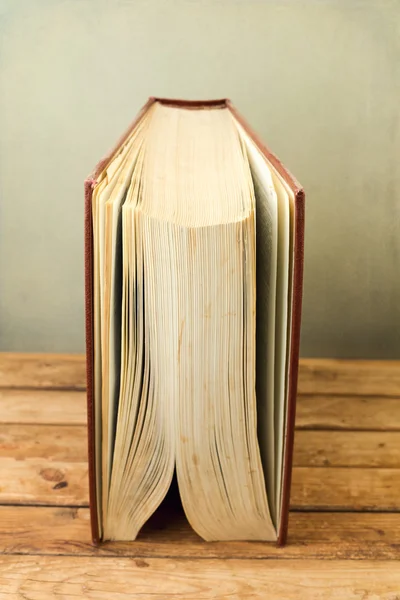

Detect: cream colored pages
101,110,153,511
234,122,291,527
103,104,275,542
240,139,278,523
92,115,151,534
106,119,177,539
269,172,290,522
162,106,274,541
254,158,294,525
92,142,136,536
94,102,291,543
271,171,295,525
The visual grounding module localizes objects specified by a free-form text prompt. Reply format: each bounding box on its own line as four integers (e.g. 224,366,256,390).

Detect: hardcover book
84,97,305,545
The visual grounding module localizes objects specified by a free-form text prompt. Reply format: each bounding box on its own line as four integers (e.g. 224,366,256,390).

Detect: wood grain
2,353,399,396
297,394,400,431
0,352,399,596
0,389,86,425
0,506,400,560
0,457,88,506
1,424,399,509
299,358,400,397
1,556,400,599
0,353,86,390
2,389,400,432
292,467,400,510
1,423,399,469
0,425,87,461
1,460,399,511
294,430,400,467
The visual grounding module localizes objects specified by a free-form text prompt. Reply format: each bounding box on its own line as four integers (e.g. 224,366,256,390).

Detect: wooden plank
1,389,400,431
292,467,400,510
296,395,400,431
1,353,399,396
0,353,86,390
1,506,400,560
0,391,86,425
0,422,88,507
0,425,87,461
1,555,400,599
0,458,88,506
294,430,400,467
1,461,399,511
299,358,400,397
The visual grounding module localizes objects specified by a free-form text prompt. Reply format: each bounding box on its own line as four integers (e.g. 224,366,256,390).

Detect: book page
269,171,290,522
104,104,276,541
95,103,281,542
233,120,291,527
92,117,150,531
269,169,295,525
102,116,150,500
242,138,278,523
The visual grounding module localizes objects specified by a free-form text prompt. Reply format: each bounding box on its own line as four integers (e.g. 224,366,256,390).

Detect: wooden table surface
0,354,400,598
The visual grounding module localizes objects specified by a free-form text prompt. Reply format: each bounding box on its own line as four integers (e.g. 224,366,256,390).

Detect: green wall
0,0,399,357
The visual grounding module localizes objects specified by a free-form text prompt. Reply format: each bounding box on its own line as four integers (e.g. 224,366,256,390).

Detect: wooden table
0,354,400,598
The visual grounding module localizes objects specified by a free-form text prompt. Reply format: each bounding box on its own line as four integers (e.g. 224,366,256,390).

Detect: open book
85,98,305,545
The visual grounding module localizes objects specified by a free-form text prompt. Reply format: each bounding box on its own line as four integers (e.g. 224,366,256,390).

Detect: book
84,97,305,545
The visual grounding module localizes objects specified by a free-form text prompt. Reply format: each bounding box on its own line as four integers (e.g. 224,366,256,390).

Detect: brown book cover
84,97,305,546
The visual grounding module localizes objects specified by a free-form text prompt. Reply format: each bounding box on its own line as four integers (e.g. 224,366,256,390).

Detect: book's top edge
150,97,228,109
86,97,304,198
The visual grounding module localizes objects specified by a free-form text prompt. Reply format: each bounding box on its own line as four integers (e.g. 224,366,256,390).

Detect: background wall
0,0,399,358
